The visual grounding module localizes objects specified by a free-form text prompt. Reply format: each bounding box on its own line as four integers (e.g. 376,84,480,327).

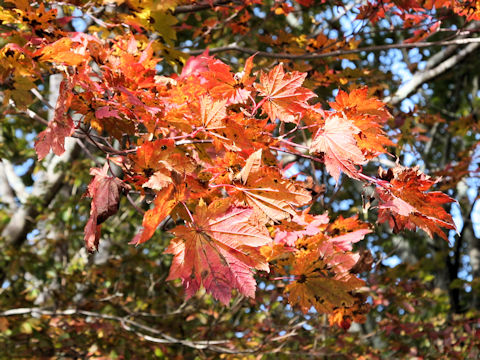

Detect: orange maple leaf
204,55,256,104
286,250,364,313
274,210,329,246
127,139,195,190
329,88,393,157
37,37,88,66
327,215,372,251
199,95,227,130
328,293,370,330
255,64,315,123
131,183,185,245
230,150,312,223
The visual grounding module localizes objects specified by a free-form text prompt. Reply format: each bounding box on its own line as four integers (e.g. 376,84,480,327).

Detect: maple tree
1,0,480,358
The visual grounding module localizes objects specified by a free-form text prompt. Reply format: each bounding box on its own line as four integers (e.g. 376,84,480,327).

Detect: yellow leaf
151,11,178,46
286,250,364,313
39,38,87,66
20,321,32,334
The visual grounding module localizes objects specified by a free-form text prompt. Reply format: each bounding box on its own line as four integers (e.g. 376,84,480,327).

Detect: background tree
0,0,479,358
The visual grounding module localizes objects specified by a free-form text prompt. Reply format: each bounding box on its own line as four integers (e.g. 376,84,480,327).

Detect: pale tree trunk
0,74,80,286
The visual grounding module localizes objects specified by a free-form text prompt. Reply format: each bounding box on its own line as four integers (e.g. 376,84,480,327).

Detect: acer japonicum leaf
329,88,394,158
235,148,264,185
330,88,391,121
36,37,88,66
256,63,315,123
327,215,372,251
282,214,371,314
84,164,130,252
229,150,312,223
203,55,255,104
165,199,271,304
199,95,227,130
95,106,121,120
4,2,64,41
179,50,214,80
274,210,329,246
351,249,374,274
375,166,456,240
35,78,75,160
286,249,364,314
434,148,473,191
126,139,195,190
328,293,370,330
310,115,366,182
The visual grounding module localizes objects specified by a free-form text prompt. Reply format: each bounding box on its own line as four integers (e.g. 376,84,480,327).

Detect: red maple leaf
165,199,271,304
35,78,75,160
310,115,366,182
255,64,315,123
375,166,457,240
84,164,130,252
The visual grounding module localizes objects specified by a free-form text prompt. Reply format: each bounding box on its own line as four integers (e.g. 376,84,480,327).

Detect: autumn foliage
1,0,480,357
5,17,458,320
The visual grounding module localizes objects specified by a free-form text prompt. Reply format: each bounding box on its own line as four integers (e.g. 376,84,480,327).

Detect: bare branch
0,307,259,354
0,306,346,356
182,37,480,60
126,193,145,215
173,0,233,15
386,42,480,105
30,88,54,110
22,108,49,125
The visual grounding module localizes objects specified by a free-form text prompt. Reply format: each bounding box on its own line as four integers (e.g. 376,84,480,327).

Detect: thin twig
126,193,145,215
31,88,54,110
0,307,261,354
173,0,233,15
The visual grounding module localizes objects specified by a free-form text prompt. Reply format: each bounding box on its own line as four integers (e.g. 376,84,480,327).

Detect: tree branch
386,41,480,105
0,307,262,354
173,0,233,15
182,37,480,60
0,161,17,211
0,159,28,204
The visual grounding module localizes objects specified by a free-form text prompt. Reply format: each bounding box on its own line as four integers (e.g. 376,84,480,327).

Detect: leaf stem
181,201,195,223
